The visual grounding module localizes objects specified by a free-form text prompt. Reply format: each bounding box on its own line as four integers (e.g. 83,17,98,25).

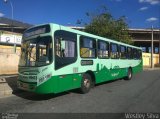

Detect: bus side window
138,50,142,59
98,40,109,59
132,48,136,59
80,36,96,58
54,30,77,70
110,43,119,59
55,38,75,58
119,45,126,59
127,47,132,59
134,49,140,60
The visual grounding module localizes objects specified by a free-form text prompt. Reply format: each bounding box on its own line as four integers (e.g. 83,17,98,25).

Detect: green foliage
79,6,133,44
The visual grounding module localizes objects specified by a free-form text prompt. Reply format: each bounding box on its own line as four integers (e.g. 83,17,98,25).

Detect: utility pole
3,0,16,53
159,29,160,64
151,25,154,68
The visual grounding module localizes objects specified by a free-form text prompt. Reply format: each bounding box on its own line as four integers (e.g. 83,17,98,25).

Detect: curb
143,68,160,71
0,75,19,98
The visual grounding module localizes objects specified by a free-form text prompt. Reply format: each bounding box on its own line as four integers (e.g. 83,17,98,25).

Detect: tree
78,6,133,44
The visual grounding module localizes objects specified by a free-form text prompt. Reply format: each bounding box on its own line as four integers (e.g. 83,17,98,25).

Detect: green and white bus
17,23,143,94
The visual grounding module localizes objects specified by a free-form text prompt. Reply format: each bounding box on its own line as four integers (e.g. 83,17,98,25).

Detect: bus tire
125,68,132,80
80,73,92,94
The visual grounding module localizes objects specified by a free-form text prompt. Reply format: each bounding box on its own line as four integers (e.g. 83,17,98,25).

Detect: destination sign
23,25,50,38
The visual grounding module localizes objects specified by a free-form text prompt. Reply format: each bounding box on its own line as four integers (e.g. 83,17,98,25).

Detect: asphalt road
0,69,160,114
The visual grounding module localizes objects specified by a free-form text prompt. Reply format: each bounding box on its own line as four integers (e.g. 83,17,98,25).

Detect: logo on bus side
111,72,119,77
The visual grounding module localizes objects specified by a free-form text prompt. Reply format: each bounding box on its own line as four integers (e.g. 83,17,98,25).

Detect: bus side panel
35,77,58,94
95,63,109,83
34,61,142,94
56,74,81,93
95,60,142,84
72,73,82,89
57,75,73,93
132,60,143,74
95,66,127,84
35,74,82,94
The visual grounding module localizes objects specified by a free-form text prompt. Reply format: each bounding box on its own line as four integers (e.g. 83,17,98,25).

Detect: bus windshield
19,36,52,67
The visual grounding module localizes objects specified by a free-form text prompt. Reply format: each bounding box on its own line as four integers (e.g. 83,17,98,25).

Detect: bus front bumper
17,80,36,92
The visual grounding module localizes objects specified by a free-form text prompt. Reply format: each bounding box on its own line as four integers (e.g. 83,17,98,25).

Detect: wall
0,31,22,75
142,53,159,67
0,45,20,75
0,30,22,45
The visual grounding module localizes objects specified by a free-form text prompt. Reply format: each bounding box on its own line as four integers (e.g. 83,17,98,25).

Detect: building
0,17,32,33
0,17,32,74
0,17,32,46
129,29,160,67
129,28,160,54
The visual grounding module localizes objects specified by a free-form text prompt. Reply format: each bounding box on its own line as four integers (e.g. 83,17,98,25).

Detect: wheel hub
84,79,90,88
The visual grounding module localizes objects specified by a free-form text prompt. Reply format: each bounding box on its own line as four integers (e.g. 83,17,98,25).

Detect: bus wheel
125,68,132,80
80,73,92,94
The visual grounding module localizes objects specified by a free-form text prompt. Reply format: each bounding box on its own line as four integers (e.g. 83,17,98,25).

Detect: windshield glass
19,36,52,67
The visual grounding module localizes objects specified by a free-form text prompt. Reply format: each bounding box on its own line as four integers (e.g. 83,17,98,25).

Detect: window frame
80,36,97,59
97,40,110,59
110,43,119,59
119,45,127,59
54,30,77,70
132,48,138,60
138,49,142,59
127,47,133,59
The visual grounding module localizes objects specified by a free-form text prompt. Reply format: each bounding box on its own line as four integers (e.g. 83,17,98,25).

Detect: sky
0,0,159,29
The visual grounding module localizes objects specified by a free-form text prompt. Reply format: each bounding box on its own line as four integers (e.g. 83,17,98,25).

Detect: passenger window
127,47,132,59
132,48,137,59
80,36,96,58
110,43,119,59
56,39,75,58
54,30,77,70
98,40,109,58
119,45,126,59
138,50,142,59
